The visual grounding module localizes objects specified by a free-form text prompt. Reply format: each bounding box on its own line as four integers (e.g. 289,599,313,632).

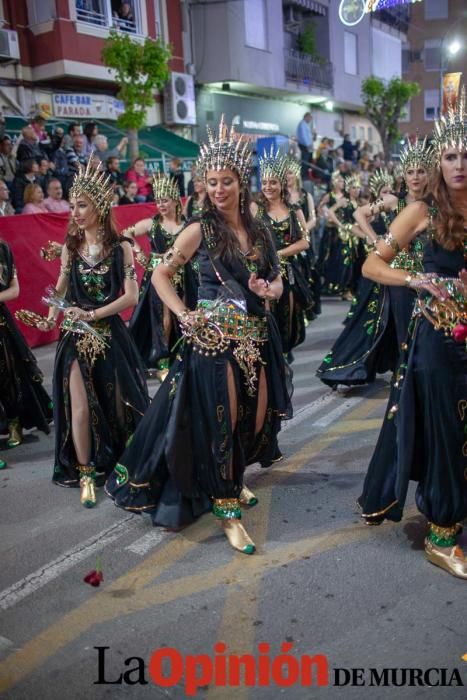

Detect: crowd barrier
0,203,158,347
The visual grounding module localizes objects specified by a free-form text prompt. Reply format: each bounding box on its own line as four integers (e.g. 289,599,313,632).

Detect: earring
240,190,245,214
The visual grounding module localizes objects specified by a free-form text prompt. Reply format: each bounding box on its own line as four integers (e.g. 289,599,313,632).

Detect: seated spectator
93,134,128,163
83,121,98,157
119,180,139,205
62,122,82,150
0,135,16,186
11,159,39,213
37,158,55,194
65,133,87,175
21,183,48,214
106,156,125,197
49,128,71,194
44,178,70,214
0,179,14,216
125,157,152,201
169,157,185,197
31,113,51,152
16,125,44,164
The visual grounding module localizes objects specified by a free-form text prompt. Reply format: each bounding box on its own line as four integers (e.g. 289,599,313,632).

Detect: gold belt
194,301,268,342
60,318,111,367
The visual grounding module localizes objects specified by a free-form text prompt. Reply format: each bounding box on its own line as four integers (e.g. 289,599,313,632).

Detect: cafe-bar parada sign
52,93,124,120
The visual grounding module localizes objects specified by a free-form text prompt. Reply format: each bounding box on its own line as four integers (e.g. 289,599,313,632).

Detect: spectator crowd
0,114,188,216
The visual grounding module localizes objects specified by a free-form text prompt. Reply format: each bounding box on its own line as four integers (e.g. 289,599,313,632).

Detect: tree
361,77,420,159
102,30,172,160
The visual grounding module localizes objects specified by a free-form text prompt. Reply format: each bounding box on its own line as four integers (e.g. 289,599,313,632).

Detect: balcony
284,48,333,90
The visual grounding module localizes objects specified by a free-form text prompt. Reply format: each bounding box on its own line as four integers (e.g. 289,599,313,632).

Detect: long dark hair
65,202,121,258
203,187,273,268
430,169,465,251
257,182,290,210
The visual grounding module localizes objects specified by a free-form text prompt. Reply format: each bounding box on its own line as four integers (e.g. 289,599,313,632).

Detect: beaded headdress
344,174,361,194
69,156,114,219
152,172,180,202
432,86,466,162
399,136,434,174
197,115,252,189
368,168,394,198
258,146,288,187
286,157,301,179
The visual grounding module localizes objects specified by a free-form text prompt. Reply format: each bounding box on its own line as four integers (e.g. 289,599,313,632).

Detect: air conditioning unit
0,29,20,61
164,72,196,126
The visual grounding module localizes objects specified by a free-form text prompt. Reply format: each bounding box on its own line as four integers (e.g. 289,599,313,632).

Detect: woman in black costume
286,157,321,321
317,171,346,295
316,144,434,389
358,99,467,579
0,240,52,469
327,174,364,300
106,120,292,554
38,160,149,507
251,148,310,356
183,172,207,220
125,174,186,380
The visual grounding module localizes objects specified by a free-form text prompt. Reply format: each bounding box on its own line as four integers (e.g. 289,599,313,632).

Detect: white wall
371,27,402,82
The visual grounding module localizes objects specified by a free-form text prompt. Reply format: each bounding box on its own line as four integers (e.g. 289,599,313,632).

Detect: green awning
138,126,199,159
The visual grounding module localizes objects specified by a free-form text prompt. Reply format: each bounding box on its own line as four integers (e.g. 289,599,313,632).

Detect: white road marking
312,397,363,427
281,393,337,433
125,529,169,555
0,516,135,612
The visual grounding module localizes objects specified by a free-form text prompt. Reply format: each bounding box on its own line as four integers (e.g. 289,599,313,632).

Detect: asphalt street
0,299,465,699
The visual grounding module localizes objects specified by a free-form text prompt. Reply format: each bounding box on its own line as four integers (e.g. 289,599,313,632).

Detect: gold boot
425,523,467,580
79,465,96,508
7,419,22,448
213,498,255,554
239,484,258,507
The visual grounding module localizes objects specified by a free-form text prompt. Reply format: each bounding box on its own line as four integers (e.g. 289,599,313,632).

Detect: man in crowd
169,157,185,197
93,134,128,163
62,122,82,150
296,112,314,180
340,134,355,163
11,159,39,213
16,126,44,165
0,135,16,187
106,156,125,198
0,178,14,216
43,178,71,214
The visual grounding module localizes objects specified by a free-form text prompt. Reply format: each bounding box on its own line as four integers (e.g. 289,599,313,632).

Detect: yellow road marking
0,391,391,693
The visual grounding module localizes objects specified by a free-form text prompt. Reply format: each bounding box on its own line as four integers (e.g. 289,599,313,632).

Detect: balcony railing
284,49,333,90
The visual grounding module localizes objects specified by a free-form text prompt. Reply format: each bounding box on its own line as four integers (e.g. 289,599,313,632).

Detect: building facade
0,0,184,127
188,0,406,154
401,0,466,137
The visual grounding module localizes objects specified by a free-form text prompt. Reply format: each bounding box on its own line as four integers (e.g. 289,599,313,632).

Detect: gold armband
382,231,400,254
369,199,384,216
123,263,137,280
60,263,71,277
163,246,187,270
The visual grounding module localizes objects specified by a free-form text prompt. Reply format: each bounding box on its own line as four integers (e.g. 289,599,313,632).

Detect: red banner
0,203,158,347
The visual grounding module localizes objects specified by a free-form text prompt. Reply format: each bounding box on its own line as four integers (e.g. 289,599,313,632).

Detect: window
367,126,373,142
344,31,357,75
424,39,441,71
244,0,267,51
27,0,56,25
359,126,365,141
424,0,448,21
424,89,440,121
75,0,140,34
402,43,410,74
350,125,357,142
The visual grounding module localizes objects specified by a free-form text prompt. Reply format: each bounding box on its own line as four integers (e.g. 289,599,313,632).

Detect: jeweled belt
60,317,111,367
183,300,268,396
415,276,466,338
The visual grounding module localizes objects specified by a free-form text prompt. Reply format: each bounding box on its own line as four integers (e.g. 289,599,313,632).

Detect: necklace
82,234,103,264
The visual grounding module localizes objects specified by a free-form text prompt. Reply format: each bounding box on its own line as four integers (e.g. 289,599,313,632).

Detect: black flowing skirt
128,267,181,369
0,306,52,435
316,281,415,388
271,258,312,354
106,314,292,528
358,315,467,527
318,226,346,296
52,315,149,485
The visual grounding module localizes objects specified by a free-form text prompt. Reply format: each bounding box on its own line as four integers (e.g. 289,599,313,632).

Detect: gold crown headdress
331,169,343,183
152,172,181,202
399,136,434,174
197,115,252,189
69,156,114,219
259,145,288,187
344,174,361,194
368,168,394,198
432,87,466,162
286,156,301,179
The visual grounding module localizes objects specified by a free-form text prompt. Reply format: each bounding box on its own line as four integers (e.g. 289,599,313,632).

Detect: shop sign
52,94,124,120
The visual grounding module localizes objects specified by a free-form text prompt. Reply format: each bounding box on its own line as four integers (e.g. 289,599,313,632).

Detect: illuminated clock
338,0,368,26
